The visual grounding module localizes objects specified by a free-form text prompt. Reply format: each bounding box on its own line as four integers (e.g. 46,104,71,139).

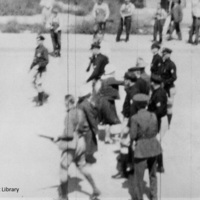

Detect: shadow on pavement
122,175,151,199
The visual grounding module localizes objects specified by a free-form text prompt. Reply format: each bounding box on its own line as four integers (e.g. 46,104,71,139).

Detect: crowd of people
28,0,183,200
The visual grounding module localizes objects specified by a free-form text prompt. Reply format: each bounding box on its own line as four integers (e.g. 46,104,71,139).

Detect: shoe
105,138,113,144
91,189,101,200
116,38,120,42
187,39,193,44
157,166,165,173
167,36,173,41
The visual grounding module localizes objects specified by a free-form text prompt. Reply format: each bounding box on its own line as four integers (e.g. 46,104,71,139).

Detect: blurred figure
94,64,123,144
116,0,135,42
150,42,163,76
92,0,110,35
49,8,62,57
153,2,167,43
40,0,55,26
86,43,109,84
29,35,49,106
161,48,177,128
168,0,183,40
189,0,200,45
130,94,162,200
54,95,100,200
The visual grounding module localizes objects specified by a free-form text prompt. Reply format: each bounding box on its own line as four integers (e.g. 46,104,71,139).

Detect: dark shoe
112,172,128,179
157,166,165,173
91,190,101,200
116,38,120,42
188,39,193,44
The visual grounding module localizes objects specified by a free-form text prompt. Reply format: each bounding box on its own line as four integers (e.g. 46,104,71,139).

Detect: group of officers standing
28,1,180,200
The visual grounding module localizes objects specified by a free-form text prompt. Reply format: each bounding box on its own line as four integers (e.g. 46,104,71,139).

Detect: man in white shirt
116,0,135,42
92,0,110,34
49,8,62,57
189,0,200,44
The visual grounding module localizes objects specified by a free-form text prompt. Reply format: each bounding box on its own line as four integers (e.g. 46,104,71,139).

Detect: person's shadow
38,177,91,197
122,174,151,199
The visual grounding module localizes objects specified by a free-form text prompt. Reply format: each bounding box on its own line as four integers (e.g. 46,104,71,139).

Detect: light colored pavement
0,33,200,200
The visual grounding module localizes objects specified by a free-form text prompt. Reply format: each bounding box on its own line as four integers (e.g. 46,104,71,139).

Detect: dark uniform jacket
161,58,177,93
100,77,123,100
59,107,89,151
141,71,151,92
150,54,163,75
78,99,99,155
135,77,150,95
171,4,183,23
87,53,109,82
130,109,162,158
122,84,139,118
30,44,49,70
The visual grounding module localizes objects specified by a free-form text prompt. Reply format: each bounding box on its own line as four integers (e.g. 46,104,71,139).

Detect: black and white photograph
0,0,199,200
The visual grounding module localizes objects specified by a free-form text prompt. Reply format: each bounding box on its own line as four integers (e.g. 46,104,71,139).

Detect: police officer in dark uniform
148,74,168,173
130,94,162,200
161,47,177,127
150,42,163,76
86,43,109,83
30,35,49,106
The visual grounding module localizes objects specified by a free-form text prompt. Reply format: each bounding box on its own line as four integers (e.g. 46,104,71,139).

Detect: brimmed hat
133,94,149,103
162,48,172,54
128,57,147,72
151,74,163,84
90,43,101,50
37,35,45,41
124,72,137,82
151,42,161,50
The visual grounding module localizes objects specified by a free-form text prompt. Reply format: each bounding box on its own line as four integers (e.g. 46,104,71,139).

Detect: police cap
124,72,137,82
37,35,45,41
151,42,160,49
162,47,172,54
133,94,149,103
90,43,101,50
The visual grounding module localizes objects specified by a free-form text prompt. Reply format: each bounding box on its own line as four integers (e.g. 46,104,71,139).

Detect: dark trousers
133,157,158,200
94,22,106,34
194,18,200,44
188,16,196,42
169,21,182,39
50,30,61,53
116,16,132,41
153,19,164,42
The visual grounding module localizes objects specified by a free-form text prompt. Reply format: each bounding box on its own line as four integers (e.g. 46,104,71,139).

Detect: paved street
0,33,200,200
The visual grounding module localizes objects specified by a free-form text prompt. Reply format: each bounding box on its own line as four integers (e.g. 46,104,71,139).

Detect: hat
151,74,163,84
128,57,147,72
78,84,92,98
124,72,137,82
37,35,45,41
133,94,149,103
151,42,160,49
90,43,101,50
128,66,144,72
52,8,59,13
162,48,172,54
104,64,116,75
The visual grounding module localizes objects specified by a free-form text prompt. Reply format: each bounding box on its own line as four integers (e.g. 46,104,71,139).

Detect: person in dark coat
148,74,168,173
54,95,100,200
130,94,162,200
77,84,99,164
86,43,109,83
168,0,183,40
94,64,123,143
128,66,150,95
30,35,49,106
150,42,163,76
161,48,177,127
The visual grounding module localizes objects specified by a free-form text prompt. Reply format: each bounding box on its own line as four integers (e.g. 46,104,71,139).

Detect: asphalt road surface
0,32,199,200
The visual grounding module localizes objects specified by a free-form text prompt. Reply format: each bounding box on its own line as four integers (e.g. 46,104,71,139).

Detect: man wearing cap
77,85,99,163
94,64,123,144
92,0,110,34
116,0,135,42
54,94,100,200
86,43,109,83
161,47,177,127
148,74,168,173
151,43,163,76
30,35,49,106
49,8,61,57
130,94,162,200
